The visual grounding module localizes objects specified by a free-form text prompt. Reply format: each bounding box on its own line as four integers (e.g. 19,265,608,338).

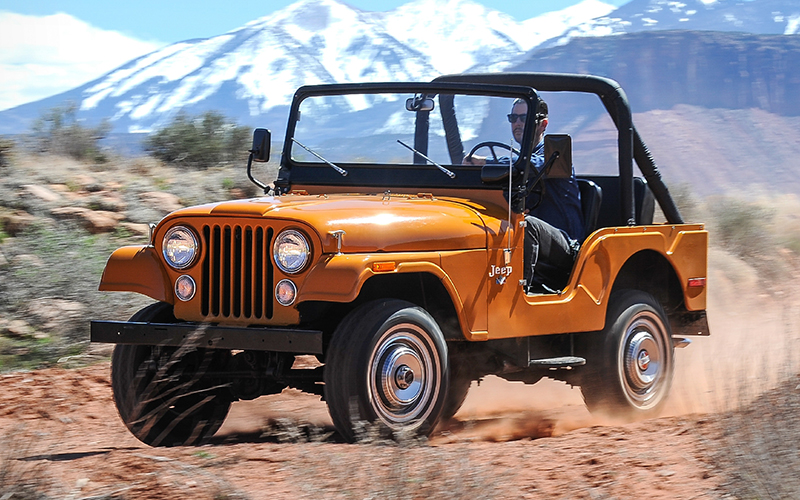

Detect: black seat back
582,176,655,228
577,179,603,235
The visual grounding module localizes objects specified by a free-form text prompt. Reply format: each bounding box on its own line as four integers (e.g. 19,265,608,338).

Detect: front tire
580,290,674,420
111,302,232,447
324,299,449,442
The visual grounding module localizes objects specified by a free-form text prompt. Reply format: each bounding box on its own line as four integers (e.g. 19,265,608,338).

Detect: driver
465,99,584,293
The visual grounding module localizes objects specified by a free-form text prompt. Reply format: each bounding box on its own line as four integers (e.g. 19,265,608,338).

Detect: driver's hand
463,155,486,166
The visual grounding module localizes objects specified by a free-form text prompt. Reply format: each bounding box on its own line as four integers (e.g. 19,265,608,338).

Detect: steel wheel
369,324,440,425
325,299,449,442
581,290,674,419
619,312,669,408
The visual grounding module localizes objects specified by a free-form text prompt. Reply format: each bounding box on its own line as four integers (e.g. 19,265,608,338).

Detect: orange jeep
91,73,710,446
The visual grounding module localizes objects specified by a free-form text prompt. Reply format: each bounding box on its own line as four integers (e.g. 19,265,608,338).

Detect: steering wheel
466,141,520,164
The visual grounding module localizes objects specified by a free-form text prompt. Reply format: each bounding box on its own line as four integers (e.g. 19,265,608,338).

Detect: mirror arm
246,152,270,194
525,151,559,194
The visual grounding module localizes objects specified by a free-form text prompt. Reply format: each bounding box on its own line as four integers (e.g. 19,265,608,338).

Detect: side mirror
251,128,271,162
543,134,572,178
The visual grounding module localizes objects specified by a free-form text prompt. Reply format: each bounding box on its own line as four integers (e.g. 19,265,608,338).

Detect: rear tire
580,290,674,420
111,302,232,447
324,299,449,442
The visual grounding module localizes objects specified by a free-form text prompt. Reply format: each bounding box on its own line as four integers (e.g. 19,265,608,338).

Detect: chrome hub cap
369,324,440,426
621,311,668,407
395,365,415,390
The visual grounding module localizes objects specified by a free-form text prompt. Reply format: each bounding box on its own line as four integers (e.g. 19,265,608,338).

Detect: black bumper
90,320,323,354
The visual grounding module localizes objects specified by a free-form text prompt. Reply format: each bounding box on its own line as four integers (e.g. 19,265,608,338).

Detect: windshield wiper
291,138,348,176
396,140,456,179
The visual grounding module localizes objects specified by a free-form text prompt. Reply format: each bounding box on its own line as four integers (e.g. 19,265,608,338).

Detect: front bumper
90,320,323,354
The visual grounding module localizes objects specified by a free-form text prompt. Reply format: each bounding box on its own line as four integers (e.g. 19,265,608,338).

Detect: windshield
290,92,526,167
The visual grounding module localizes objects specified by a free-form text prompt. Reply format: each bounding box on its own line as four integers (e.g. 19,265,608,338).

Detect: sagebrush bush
145,111,251,169
707,196,775,258
0,137,13,168
29,103,110,163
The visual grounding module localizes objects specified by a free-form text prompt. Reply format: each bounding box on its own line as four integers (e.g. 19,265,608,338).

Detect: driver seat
577,179,602,236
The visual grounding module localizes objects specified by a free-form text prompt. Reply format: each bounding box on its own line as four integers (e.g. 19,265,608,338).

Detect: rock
119,222,151,237
139,191,183,213
51,206,89,218
82,210,125,233
27,298,86,332
21,184,61,202
50,206,125,233
0,210,37,235
2,319,35,339
88,192,127,212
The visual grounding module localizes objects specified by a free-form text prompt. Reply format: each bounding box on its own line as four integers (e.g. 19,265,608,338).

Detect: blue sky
0,0,630,111
0,0,630,44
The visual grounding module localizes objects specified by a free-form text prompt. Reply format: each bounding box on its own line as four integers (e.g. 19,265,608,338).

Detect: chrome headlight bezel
162,225,199,270
273,229,311,274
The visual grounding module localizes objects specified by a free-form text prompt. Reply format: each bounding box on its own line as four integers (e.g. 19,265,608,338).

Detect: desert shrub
707,196,774,259
0,137,13,168
29,103,110,163
145,111,250,169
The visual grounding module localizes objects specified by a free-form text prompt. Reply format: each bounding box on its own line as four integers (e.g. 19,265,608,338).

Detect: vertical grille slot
223,226,232,317
201,223,274,321
244,227,253,318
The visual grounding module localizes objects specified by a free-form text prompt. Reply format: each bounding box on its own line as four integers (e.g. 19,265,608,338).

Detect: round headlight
163,226,199,270
274,229,310,274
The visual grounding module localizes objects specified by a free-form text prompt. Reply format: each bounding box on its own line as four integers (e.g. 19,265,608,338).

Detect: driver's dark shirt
492,142,585,242
526,141,585,242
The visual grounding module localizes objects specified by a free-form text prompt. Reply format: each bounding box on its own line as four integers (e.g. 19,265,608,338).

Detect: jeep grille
201,224,274,320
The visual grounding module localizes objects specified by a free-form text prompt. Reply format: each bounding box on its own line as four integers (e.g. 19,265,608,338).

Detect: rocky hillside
0,149,278,369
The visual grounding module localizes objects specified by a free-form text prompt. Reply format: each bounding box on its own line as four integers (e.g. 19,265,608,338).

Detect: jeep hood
172,194,492,253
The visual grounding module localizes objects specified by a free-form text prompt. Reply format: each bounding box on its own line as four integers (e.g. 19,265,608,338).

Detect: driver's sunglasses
507,113,526,124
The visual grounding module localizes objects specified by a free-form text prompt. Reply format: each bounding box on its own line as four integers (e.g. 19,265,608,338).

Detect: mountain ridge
2,0,800,137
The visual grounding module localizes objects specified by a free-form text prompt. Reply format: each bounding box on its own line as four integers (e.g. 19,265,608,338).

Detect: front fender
98,245,172,303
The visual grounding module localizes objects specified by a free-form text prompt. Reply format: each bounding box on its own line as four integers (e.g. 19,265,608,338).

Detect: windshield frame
275,82,540,193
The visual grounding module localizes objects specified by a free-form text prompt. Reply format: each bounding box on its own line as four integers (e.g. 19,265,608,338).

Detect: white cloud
0,11,164,111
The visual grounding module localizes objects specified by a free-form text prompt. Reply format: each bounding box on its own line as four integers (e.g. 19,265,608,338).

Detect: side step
528,356,586,369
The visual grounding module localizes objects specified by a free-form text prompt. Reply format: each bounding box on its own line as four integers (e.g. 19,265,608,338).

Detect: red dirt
0,360,725,500
2,256,798,499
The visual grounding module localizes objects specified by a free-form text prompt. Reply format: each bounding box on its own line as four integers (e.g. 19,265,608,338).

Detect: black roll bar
432,72,684,225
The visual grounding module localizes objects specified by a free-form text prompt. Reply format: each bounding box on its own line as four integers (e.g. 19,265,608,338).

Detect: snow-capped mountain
0,0,613,135
2,0,800,137
552,0,800,46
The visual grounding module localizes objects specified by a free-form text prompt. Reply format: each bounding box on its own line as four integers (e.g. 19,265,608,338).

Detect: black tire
111,302,232,447
580,290,674,420
324,299,449,442
441,356,472,421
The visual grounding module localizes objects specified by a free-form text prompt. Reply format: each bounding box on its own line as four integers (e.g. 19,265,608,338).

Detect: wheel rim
620,311,669,408
368,323,441,426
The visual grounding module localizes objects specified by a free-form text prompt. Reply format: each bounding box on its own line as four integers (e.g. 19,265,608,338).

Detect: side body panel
483,221,708,339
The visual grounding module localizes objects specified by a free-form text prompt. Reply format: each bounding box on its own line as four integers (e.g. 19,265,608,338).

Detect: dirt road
2,249,799,499
1,360,727,500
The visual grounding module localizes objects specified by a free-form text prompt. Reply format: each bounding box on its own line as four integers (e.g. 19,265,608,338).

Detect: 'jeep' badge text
489,265,512,284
